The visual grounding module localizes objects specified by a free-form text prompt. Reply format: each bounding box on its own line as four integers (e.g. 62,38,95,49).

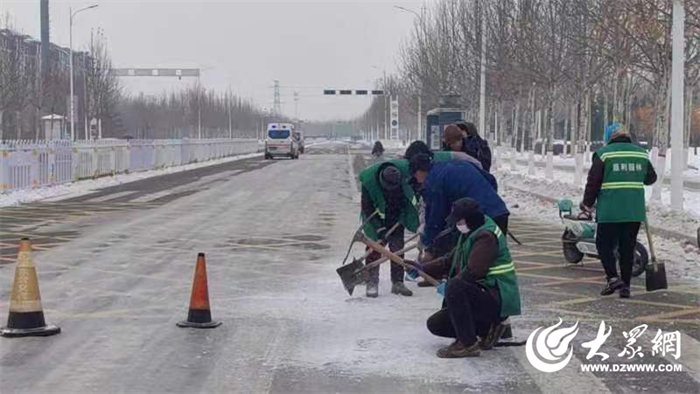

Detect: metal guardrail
0,138,260,192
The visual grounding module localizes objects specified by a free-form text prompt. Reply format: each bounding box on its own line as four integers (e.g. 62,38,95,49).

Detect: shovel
340,210,380,266
336,233,420,296
644,218,667,292
348,222,403,266
358,233,441,287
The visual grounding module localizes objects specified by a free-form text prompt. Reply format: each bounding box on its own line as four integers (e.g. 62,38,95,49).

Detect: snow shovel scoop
644,218,667,292
336,233,420,296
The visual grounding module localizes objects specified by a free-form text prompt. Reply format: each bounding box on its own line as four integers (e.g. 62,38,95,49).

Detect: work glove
579,202,593,213
436,281,447,296
404,259,423,280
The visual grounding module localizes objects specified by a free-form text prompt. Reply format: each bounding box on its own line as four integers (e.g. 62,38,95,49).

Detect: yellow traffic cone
1,238,60,337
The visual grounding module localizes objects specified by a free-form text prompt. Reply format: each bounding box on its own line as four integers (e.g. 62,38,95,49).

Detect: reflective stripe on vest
488,261,515,275
601,181,644,190
600,151,648,162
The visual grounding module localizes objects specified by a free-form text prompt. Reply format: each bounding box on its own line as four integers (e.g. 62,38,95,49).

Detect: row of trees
0,13,123,141
0,14,267,141
359,0,700,165
119,84,270,140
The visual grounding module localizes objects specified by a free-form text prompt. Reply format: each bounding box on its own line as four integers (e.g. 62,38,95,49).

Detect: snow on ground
506,148,700,178
499,171,700,284
0,152,262,207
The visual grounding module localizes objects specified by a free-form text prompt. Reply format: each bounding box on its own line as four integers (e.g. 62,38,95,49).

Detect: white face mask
456,223,469,234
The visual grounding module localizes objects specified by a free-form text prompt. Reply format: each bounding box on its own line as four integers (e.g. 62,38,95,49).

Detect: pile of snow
499,173,700,283
0,152,262,207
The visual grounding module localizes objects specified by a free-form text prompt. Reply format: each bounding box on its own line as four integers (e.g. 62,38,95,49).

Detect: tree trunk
16,110,21,141
545,96,555,180
652,75,671,201
684,85,693,170
0,110,4,141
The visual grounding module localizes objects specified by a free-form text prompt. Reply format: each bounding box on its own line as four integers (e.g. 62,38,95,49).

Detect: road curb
503,183,697,245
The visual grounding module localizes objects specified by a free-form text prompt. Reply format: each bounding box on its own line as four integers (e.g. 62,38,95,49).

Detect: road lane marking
86,191,138,202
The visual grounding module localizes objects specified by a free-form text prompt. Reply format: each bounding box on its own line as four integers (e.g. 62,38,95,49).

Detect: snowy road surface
1,142,699,393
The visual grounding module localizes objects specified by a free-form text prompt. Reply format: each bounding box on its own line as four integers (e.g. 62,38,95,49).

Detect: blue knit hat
604,122,621,142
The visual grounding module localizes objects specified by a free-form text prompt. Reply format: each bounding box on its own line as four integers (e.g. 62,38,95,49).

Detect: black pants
595,222,641,287
426,279,500,345
366,227,405,283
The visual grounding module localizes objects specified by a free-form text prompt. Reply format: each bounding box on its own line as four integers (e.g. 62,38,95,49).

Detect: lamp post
670,0,685,211
394,6,426,141
69,4,98,141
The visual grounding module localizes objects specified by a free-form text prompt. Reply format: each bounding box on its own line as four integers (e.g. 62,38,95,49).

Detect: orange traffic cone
177,253,221,328
1,238,60,337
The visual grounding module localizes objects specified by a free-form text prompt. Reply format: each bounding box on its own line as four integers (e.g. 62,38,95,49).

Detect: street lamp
393,6,426,141
69,4,98,141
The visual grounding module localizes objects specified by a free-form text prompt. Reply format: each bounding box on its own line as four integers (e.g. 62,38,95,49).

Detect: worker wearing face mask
417,198,521,358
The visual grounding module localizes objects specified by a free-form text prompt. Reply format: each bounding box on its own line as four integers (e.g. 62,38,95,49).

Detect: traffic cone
1,238,60,338
177,253,221,328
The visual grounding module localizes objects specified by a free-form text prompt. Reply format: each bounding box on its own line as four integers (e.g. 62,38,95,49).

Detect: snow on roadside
0,152,262,207
499,174,700,284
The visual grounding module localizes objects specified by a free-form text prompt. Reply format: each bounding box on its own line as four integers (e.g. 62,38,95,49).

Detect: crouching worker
359,160,419,298
425,198,521,358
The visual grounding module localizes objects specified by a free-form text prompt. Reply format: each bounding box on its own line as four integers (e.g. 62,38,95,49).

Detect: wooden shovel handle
362,236,441,286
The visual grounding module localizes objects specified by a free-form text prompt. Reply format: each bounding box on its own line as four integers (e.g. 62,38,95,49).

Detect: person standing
581,123,657,298
359,160,419,297
452,121,492,172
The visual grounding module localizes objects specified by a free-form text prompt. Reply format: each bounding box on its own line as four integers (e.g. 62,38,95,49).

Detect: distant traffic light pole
69,4,98,141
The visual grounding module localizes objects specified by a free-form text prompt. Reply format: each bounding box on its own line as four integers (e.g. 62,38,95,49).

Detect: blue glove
404,260,423,280
436,281,446,296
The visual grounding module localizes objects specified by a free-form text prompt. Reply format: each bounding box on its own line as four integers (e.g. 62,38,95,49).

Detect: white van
265,123,300,160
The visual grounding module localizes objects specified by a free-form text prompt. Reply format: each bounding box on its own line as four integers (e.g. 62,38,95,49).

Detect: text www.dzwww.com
581,363,683,372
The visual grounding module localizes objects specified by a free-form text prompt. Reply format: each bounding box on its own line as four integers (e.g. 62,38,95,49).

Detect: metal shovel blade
336,258,365,296
645,260,668,291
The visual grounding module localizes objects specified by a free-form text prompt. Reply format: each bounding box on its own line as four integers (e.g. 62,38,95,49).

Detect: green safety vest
358,159,419,241
450,216,521,317
433,151,452,162
595,143,649,223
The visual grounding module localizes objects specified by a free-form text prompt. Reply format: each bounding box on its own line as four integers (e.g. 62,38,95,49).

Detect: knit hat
604,122,621,142
445,198,485,230
379,165,401,191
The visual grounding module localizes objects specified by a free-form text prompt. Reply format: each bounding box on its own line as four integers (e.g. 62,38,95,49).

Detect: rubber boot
366,266,379,298
391,282,413,296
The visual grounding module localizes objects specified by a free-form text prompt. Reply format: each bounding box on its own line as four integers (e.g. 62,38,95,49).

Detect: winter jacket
420,161,509,247
583,135,657,223
451,216,521,317
434,150,498,191
359,160,419,241
463,135,492,172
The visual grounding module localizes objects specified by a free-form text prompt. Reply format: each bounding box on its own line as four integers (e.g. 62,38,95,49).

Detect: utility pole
69,4,98,141
417,96,422,141
478,0,487,139
227,89,233,139
273,80,281,115
294,91,299,119
670,0,685,211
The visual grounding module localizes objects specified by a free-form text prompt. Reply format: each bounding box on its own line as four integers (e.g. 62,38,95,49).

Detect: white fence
0,138,260,192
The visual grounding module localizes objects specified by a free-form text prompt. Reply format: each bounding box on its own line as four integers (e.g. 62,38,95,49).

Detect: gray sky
3,0,426,121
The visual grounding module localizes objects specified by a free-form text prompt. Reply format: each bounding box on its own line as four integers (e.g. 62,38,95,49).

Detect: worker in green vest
422,198,520,358
582,123,657,298
359,160,419,298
